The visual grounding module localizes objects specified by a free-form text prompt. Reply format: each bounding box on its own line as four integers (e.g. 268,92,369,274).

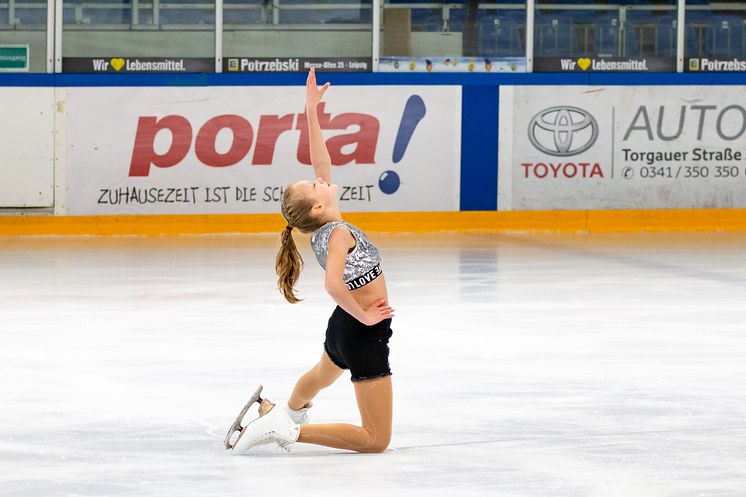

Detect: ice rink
1,231,745,497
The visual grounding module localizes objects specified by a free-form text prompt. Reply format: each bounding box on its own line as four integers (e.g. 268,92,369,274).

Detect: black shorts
324,306,393,382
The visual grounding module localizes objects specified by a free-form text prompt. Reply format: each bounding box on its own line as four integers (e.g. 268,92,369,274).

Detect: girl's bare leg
287,351,344,410
297,375,393,453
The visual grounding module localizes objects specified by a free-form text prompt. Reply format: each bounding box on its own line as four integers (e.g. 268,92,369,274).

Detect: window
3,0,745,73
380,0,527,72
61,0,216,73
222,0,373,73
685,0,745,71
533,0,678,72
0,0,48,72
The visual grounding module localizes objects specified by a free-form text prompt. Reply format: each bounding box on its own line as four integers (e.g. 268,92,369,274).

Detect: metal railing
1,0,371,28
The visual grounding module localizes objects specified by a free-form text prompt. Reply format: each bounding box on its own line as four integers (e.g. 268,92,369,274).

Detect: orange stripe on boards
586,209,746,233
0,214,286,236
0,209,745,236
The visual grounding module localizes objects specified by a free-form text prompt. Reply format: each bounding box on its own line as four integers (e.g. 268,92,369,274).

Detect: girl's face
293,177,339,217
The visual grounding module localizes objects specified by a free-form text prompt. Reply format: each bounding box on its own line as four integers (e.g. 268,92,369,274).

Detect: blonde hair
276,185,325,303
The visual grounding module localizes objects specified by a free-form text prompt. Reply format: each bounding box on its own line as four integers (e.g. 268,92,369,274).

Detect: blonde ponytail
276,226,304,303
276,185,325,303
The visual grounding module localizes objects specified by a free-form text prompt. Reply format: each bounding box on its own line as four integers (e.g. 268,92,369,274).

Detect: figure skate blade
224,385,264,449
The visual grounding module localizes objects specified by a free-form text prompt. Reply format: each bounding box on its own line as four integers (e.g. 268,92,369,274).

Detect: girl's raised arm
305,68,332,183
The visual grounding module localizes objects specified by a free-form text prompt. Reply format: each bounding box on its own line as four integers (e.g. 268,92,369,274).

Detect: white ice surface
1,232,745,497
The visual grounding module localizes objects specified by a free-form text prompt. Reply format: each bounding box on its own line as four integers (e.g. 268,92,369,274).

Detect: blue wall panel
3,71,746,87
460,86,498,211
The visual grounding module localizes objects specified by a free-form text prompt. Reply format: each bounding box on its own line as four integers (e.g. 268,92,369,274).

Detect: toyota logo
528,106,598,156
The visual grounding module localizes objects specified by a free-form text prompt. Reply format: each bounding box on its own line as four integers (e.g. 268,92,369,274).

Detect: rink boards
3,73,746,234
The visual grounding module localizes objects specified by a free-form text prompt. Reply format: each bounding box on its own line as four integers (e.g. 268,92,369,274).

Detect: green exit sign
0,45,29,72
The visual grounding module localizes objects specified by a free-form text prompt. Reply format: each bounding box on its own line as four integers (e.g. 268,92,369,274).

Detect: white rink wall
0,87,54,208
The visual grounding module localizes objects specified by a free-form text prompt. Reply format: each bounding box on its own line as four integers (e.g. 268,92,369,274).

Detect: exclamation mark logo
378,95,427,195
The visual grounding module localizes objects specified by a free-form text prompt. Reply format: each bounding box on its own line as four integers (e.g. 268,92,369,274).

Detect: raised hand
306,67,330,111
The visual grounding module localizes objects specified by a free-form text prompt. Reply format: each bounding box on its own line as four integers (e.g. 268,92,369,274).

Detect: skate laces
275,437,293,452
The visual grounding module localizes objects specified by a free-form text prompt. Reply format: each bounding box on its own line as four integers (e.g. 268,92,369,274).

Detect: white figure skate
224,385,276,450
225,386,304,453
231,401,300,453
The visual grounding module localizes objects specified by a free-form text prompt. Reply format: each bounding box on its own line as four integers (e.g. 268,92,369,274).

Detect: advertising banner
223,57,371,73
65,86,461,215
533,56,675,72
499,85,746,210
379,56,525,73
63,57,214,73
686,58,746,72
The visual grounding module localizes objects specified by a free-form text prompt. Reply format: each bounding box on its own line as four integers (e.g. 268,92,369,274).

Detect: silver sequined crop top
311,221,382,291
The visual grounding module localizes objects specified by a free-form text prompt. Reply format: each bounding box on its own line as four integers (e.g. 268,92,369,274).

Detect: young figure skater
230,68,395,454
